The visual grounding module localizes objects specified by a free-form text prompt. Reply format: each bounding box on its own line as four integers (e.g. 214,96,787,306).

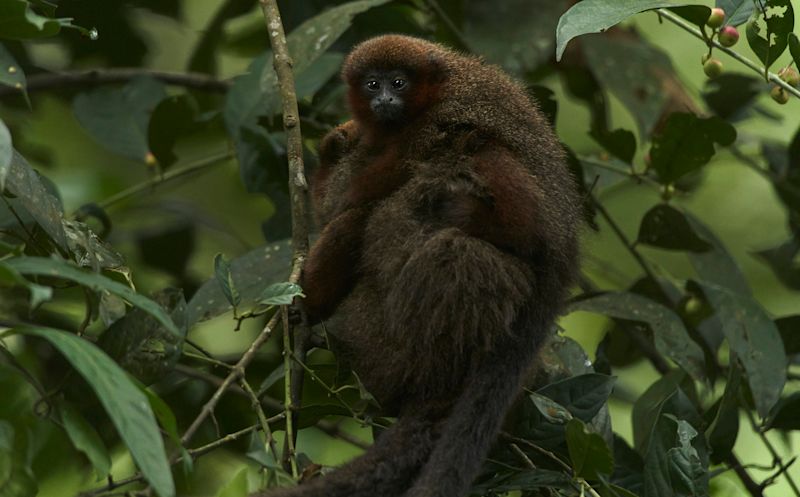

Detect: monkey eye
366,80,380,91
392,78,406,89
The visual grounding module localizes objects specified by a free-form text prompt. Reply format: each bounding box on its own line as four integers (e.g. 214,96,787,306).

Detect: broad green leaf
73,76,167,162
556,1,705,61
215,467,249,497
0,44,26,91
570,293,706,382
133,378,182,446
537,373,616,422
214,253,241,310
649,113,736,184
0,0,73,39
637,204,712,252
694,282,786,418
632,372,684,453
745,0,794,71
717,0,755,27
60,403,111,480
644,415,707,497
3,150,67,250
704,366,740,464
566,419,614,480
258,282,304,306
15,327,174,497
189,241,292,325
790,33,800,66
5,256,180,337
99,288,187,384
590,128,636,164
684,213,750,294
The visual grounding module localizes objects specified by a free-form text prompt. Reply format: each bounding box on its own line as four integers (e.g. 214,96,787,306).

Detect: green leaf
0,119,9,187
704,365,740,464
765,391,800,431
555,1,706,61
0,259,52,308
570,293,706,382
693,281,786,418
0,44,25,91
215,467,249,497
0,0,73,40
60,403,111,480
590,128,636,164
537,373,616,422
745,0,795,71
790,33,800,67
189,241,292,325
5,256,180,337
0,420,37,497
147,95,199,170
14,327,174,497
775,315,800,355
702,74,765,121
637,204,713,252
683,213,750,294
3,150,68,250
717,0,755,27
649,113,736,184
98,288,187,385
214,253,241,310
670,5,713,26
644,415,707,497
132,378,182,447
529,392,573,424
566,419,614,480
258,282,304,306
73,76,167,162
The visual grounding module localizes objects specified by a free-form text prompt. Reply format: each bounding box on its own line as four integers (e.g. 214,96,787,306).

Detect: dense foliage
0,0,799,496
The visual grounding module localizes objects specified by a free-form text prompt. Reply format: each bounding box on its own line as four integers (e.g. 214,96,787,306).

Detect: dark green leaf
745,0,795,70
147,95,199,170
5,256,180,337
472,469,573,493
790,33,800,66
3,150,68,250
649,113,737,183
775,315,800,355
137,222,195,279
258,282,304,306
765,391,800,430
670,6,712,26
645,415,707,497
15,327,174,497
0,261,52,308
537,373,616,422
702,74,765,121
73,76,167,162
187,0,256,74
0,0,74,39
570,293,706,382
583,35,675,137
60,403,111,480
753,238,800,290
98,288,187,385
556,1,706,61
693,281,786,417
566,418,614,480
716,0,755,27
704,366,740,464
637,204,713,252
684,213,750,294
214,253,241,310
189,241,292,325
0,420,37,497
133,379,182,447
590,128,636,164
632,372,693,453
529,392,573,424
0,44,25,91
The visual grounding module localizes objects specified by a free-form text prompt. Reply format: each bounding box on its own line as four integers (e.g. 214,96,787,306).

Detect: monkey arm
300,207,366,324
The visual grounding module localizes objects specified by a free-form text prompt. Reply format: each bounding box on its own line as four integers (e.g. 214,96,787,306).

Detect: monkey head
342,35,448,129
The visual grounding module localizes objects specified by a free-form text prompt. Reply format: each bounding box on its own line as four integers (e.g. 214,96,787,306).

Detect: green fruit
771,85,790,104
778,67,800,87
706,8,725,29
703,58,723,78
718,26,739,47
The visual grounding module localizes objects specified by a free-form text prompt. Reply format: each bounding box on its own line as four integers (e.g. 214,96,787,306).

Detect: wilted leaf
14,327,174,497
638,204,712,252
570,293,706,382
746,0,794,71
650,113,736,184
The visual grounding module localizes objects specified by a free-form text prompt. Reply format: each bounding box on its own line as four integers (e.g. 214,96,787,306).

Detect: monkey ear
426,51,449,83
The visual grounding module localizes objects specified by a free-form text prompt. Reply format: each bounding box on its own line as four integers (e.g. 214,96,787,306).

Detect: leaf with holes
746,0,794,71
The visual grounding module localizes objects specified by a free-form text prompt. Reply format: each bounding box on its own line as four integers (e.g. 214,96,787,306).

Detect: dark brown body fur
259,35,581,497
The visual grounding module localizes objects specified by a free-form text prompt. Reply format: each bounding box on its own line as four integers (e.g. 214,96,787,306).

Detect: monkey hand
319,121,360,166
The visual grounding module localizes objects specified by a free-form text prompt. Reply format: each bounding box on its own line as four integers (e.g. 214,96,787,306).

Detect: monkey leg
255,416,437,497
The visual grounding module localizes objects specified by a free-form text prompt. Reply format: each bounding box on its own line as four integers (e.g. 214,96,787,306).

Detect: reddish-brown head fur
342,35,448,132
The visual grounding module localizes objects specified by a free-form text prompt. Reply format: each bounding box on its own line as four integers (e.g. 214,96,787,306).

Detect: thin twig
280,306,299,477
0,68,231,98
744,408,800,495
656,8,800,99
241,378,281,463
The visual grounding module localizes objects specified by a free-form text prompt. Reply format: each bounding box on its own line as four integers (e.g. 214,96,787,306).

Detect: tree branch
0,68,232,97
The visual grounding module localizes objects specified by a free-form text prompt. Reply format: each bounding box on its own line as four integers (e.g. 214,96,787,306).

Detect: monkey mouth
371,103,405,123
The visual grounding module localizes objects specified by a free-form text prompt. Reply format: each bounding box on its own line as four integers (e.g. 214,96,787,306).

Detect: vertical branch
259,0,312,478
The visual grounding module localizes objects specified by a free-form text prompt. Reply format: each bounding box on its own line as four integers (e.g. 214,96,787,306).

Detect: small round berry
718,26,739,47
770,85,790,104
778,67,800,87
706,8,726,29
661,184,676,201
703,58,724,78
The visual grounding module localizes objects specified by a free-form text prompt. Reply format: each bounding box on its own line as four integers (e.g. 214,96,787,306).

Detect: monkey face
361,69,411,124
